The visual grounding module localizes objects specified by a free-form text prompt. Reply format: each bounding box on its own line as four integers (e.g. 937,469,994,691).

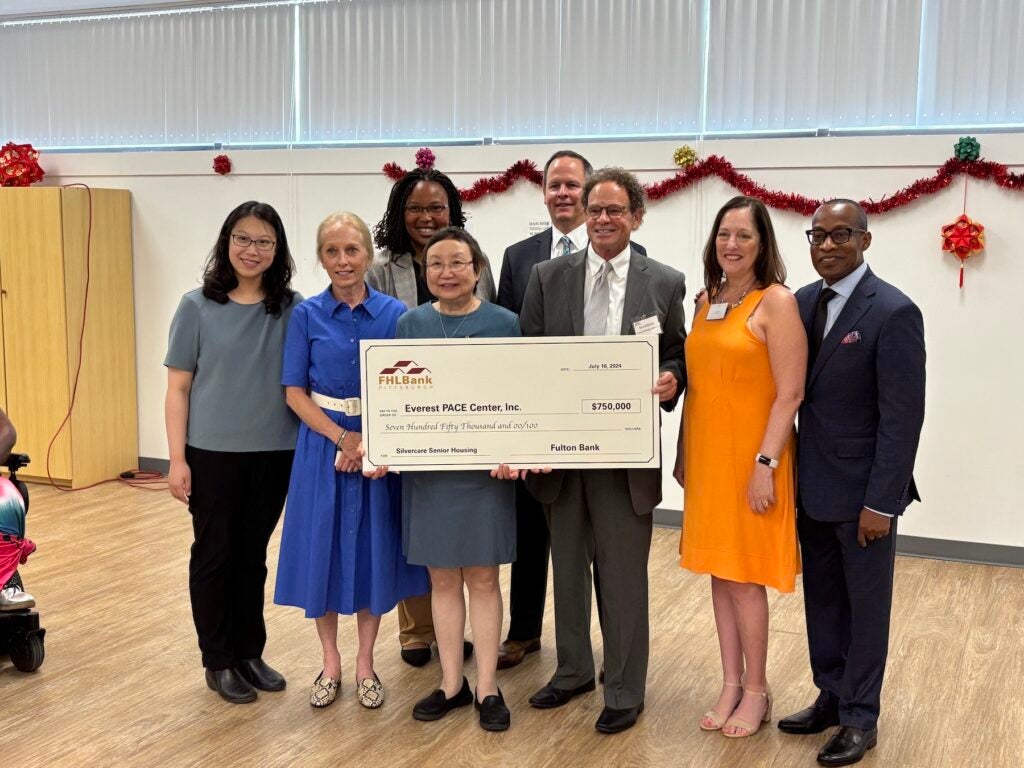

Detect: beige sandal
699,680,743,731
310,671,340,708
722,686,772,738
357,674,384,709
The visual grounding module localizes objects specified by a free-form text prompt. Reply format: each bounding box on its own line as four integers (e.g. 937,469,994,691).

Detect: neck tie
558,234,572,258
584,262,611,336
809,287,837,364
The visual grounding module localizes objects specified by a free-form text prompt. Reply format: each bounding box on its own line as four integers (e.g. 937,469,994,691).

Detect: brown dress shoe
497,638,541,670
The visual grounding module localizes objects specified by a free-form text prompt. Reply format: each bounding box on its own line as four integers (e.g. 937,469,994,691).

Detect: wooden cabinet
0,187,138,487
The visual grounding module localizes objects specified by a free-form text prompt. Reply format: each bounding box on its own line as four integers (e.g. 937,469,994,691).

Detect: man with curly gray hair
519,166,687,734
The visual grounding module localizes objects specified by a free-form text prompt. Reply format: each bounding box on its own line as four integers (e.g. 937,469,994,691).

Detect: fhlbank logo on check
378,360,433,388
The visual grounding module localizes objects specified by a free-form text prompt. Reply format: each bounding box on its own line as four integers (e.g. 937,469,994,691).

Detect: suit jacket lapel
809,267,877,385
391,252,418,310
538,229,553,263
798,286,817,337
620,248,650,335
562,249,587,335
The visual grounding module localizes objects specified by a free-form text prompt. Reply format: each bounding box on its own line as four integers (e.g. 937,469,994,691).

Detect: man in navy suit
496,151,646,670
779,199,925,766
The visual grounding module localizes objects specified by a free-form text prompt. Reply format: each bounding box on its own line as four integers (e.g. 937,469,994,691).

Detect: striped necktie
558,235,572,258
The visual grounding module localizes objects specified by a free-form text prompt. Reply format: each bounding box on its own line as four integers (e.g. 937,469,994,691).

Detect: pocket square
841,330,862,344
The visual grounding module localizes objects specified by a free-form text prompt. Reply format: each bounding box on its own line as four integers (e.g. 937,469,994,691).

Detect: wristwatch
755,453,779,469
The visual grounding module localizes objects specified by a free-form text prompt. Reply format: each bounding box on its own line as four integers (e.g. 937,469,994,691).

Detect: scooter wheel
10,633,44,672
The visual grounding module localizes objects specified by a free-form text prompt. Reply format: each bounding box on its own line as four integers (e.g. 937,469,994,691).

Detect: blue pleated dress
274,285,429,618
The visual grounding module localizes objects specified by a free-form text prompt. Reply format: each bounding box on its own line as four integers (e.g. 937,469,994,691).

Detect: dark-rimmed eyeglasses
586,205,629,220
404,203,448,216
805,227,866,246
231,233,276,252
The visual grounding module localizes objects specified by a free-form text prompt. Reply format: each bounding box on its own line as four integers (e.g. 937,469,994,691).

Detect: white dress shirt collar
551,221,589,259
586,243,631,278
823,260,868,299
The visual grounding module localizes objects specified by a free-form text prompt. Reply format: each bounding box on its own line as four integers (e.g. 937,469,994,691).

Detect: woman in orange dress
673,195,806,738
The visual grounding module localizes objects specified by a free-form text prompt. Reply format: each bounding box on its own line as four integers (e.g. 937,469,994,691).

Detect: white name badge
706,303,729,321
632,314,662,335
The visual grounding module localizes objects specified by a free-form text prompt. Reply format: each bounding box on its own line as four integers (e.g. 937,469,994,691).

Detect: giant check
360,336,661,471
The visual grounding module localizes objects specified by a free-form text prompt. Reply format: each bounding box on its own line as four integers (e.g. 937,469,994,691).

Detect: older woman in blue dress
274,212,429,709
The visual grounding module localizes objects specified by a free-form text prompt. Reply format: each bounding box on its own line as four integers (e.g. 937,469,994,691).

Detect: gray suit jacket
366,248,497,310
519,246,687,515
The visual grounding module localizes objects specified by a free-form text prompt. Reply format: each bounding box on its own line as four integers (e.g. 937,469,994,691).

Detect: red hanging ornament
0,142,45,187
212,154,232,175
940,213,984,287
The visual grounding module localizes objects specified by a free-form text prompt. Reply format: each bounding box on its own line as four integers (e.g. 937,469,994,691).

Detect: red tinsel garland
383,153,1024,213
384,159,543,202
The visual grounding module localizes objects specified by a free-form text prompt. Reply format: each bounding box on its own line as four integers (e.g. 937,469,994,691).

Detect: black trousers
798,512,898,731
186,445,294,670
506,479,549,642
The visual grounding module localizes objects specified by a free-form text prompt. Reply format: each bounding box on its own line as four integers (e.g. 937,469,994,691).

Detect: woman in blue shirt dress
274,212,428,710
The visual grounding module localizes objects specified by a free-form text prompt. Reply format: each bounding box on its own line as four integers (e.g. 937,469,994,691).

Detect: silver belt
310,391,361,416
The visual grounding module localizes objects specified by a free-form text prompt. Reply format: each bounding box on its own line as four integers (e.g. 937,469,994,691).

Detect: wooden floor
2,483,1022,768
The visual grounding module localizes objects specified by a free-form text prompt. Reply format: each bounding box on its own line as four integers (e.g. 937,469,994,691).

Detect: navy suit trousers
797,512,898,730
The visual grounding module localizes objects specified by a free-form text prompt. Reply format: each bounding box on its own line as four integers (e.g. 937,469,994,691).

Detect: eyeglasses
231,233,276,252
586,205,630,220
425,260,473,273
805,227,866,245
404,203,448,216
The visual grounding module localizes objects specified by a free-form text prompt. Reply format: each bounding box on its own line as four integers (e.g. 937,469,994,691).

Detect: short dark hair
372,168,466,254
202,201,295,316
543,150,593,185
423,226,485,274
818,198,868,230
702,196,787,297
583,167,646,215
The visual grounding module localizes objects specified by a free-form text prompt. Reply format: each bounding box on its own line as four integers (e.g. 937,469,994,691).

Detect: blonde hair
316,212,374,259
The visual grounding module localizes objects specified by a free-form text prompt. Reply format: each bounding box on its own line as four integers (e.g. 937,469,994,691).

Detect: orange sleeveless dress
679,288,799,592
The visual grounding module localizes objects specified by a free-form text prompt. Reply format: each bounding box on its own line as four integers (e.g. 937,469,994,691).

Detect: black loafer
401,645,433,667
595,702,644,734
236,658,286,692
778,704,841,735
528,679,596,709
205,667,256,704
817,726,877,766
412,677,473,721
475,688,511,731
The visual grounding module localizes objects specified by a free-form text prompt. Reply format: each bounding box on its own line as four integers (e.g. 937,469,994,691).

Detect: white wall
39,132,1024,547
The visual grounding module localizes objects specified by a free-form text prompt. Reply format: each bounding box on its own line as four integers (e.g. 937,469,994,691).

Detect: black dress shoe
475,688,511,731
817,726,877,766
205,667,257,704
402,640,473,667
595,702,644,734
236,658,286,692
778,704,841,734
412,677,473,721
528,679,597,709
401,645,433,667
